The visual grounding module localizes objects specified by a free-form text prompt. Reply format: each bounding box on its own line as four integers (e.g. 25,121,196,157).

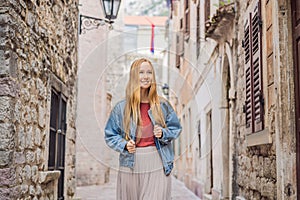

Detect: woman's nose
142,73,149,79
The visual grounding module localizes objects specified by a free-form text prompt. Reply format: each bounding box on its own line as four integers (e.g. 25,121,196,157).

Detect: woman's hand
126,140,136,153
153,125,163,139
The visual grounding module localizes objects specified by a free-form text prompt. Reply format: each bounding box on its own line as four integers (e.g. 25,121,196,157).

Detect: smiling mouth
141,81,150,84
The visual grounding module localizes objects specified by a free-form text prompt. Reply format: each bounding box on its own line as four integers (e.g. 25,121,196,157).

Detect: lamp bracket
79,14,109,34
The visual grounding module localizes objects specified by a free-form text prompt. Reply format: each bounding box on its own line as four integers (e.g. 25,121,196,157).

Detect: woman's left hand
153,125,163,138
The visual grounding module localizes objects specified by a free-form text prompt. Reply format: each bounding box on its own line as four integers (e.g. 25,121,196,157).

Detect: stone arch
220,50,231,199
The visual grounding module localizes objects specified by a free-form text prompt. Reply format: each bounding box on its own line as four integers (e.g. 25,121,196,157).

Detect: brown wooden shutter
251,0,264,132
244,0,264,134
244,17,253,134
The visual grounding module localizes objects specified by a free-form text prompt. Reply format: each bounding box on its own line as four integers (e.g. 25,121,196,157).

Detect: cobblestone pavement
76,173,200,200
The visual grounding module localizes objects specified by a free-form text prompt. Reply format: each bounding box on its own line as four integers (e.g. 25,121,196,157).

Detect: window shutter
251,0,264,132
244,17,253,134
244,0,264,134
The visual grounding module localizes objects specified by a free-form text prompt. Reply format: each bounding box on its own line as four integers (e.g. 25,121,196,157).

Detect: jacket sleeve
159,102,182,144
104,104,128,154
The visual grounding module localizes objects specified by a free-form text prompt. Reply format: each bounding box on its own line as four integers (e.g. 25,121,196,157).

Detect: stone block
270,159,276,179
252,155,258,171
36,78,46,99
34,128,42,146
261,181,275,198
31,106,37,123
0,123,13,140
38,104,46,128
258,156,264,177
0,150,12,167
0,138,13,150
0,96,11,122
0,77,19,97
22,105,31,123
0,50,9,75
36,147,42,164
25,150,35,164
29,185,35,195
17,126,25,151
263,157,272,178
0,50,17,78
14,100,21,123
0,168,16,186
15,151,25,164
31,165,38,183
20,88,30,102
0,187,11,200
36,185,42,196
23,165,31,181
25,126,34,149
249,172,257,190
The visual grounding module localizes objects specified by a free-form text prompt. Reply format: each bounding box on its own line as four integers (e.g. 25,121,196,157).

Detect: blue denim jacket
104,99,182,176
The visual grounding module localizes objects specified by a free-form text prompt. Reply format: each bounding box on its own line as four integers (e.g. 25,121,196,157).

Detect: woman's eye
147,71,152,74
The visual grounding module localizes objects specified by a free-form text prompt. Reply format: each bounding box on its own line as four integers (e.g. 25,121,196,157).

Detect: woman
104,58,182,200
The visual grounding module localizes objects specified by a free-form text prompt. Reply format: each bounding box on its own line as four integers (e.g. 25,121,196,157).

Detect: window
196,4,200,58
176,31,184,68
49,88,67,200
243,0,264,134
184,0,190,38
197,120,201,158
205,0,210,22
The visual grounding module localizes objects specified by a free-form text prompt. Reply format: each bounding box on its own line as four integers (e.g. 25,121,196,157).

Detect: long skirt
117,146,171,200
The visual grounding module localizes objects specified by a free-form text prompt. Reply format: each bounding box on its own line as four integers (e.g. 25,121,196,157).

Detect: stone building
167,0,299,199
233,0,298,199
168,0,235,198
0,0,78,199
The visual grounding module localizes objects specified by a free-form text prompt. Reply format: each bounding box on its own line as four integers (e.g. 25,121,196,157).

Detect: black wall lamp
162,83,169,98
79,0,121,34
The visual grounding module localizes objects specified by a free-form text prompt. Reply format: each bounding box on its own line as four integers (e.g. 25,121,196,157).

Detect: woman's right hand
126,140,136,153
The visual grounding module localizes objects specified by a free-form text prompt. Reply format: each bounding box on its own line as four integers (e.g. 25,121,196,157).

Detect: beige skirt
117,146,171,200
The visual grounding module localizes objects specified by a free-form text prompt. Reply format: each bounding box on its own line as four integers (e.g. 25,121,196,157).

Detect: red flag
150,24,155,54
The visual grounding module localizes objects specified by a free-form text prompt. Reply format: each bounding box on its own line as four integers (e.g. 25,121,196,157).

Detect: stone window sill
39,170,61,184
246,128,272,147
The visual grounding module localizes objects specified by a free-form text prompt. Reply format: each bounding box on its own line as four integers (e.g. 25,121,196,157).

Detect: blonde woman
104,58,182,200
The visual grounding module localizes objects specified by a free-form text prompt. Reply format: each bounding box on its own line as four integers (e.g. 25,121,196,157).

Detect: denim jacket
104,99,182,176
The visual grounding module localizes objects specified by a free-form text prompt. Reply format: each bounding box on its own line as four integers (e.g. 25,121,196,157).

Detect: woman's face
139,61,153,90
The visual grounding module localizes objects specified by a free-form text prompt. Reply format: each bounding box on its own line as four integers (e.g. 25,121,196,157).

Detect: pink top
136,103,155,147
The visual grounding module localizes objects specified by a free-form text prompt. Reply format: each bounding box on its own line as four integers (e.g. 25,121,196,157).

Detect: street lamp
79,0,121,34
162,83,169,99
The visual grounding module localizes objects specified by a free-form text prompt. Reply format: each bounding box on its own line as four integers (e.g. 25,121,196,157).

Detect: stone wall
0,0,78,199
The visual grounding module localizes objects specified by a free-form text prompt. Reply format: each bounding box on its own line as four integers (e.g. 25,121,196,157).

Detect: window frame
243,0,272,146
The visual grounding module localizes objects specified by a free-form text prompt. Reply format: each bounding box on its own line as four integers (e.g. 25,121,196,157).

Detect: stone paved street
76,172,200,200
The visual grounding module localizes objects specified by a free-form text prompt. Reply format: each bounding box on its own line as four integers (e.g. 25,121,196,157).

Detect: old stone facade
234,0,297,199
167,0,298,199
0,0,78,199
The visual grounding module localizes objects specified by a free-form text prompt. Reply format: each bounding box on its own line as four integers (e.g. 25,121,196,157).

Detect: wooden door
291,0,300,197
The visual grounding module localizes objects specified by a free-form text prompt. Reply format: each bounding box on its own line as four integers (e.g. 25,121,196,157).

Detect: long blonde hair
123,58,166,140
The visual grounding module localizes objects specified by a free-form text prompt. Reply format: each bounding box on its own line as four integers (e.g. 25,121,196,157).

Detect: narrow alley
1,0,299,199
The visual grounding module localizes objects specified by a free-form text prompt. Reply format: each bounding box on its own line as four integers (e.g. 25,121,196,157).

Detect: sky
124,0,169,16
